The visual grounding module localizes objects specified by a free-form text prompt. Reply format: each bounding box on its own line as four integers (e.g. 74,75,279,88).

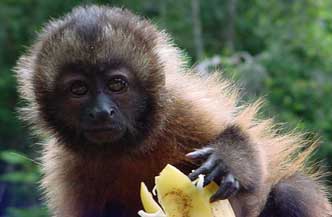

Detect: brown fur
15,5,331,217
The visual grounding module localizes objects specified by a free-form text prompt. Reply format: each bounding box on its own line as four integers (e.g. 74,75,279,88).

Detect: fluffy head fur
15,6,187,152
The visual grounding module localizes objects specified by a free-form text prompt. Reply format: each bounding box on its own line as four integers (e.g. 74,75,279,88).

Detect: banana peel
139,164,235,217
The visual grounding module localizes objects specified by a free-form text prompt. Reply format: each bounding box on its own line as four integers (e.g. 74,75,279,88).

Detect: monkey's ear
15,54,42,130
15,55,35,103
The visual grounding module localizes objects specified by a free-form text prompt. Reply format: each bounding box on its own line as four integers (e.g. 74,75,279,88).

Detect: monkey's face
17,6,170,153
46,62,152,151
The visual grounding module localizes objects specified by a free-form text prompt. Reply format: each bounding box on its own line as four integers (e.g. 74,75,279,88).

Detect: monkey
15,5,331,217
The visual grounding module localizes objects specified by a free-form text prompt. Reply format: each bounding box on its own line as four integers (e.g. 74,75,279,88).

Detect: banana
139,164,236,217
140,182,163,213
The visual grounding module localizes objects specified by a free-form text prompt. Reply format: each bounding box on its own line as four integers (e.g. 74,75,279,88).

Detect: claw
188,155,219,181
187,147,240,202
203,166,222,187
210,173,239,202
186,147,214,159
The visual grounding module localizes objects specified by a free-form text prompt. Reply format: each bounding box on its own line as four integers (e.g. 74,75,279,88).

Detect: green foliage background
0,0,331,216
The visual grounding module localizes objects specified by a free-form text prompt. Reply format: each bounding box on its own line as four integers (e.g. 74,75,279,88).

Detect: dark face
43,62,153,153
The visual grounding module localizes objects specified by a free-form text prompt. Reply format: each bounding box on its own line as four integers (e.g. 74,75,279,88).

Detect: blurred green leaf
6,207,48,217
0,151,31,165
1,171,40,183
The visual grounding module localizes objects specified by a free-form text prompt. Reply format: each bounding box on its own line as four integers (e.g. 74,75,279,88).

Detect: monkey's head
16,6,184,154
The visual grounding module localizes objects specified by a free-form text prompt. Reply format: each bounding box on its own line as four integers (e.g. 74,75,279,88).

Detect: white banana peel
138,164,236,217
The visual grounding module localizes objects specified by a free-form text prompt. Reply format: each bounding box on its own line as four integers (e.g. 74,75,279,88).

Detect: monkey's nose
88,108,115,122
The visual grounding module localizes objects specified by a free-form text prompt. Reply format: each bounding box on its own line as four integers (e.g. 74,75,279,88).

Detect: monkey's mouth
84,127,115,132
83,126,125,144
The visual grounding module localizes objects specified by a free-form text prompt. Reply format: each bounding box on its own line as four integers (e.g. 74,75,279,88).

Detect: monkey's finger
210,173,239,202
219,179,239,199
186,147,214,159
203,166,222,187
188,156,219,181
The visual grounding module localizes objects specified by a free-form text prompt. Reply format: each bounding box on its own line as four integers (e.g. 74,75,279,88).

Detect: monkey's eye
107,77,128,93
70,81,88,96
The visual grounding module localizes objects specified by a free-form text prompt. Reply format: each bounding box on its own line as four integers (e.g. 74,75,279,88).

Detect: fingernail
186,152,195,157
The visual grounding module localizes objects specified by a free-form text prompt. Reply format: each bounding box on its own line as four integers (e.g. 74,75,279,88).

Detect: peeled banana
138,164,236,217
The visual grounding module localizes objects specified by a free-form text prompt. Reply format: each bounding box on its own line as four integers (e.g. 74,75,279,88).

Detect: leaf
0,171,39,183
0,151,32,165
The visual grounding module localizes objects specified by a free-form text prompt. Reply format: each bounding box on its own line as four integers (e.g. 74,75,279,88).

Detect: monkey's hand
186,126,262,203
187,147,240,202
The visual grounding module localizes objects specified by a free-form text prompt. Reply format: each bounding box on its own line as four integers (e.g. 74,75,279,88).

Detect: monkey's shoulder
164,71,236,135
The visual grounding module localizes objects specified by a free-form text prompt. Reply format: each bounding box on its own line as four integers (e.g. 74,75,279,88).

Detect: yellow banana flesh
139,164,236,217
140,182,163,213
